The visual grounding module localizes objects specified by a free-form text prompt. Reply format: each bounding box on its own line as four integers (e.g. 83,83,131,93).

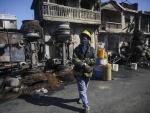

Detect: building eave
101,0,138,13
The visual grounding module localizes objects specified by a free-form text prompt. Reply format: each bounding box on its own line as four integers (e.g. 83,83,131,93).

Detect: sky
0,0,150,29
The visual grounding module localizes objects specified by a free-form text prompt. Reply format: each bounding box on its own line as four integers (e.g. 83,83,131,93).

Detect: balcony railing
42,2,101,24
102,22,122,32
106,22,122,30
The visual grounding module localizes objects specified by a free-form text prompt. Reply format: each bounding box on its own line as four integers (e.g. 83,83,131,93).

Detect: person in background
72,30,96,113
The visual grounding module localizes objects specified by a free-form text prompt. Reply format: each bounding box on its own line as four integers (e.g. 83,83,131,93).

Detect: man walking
72,30,96,113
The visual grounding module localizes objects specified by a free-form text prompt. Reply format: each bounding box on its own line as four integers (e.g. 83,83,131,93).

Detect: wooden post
148,18,150,32
138,16,141,30
79,0,81,8
121,11,125,31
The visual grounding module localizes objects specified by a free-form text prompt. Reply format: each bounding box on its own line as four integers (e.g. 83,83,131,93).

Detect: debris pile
46,73,62,89
20,20,42,36
0,69,75,100
109,29,150,68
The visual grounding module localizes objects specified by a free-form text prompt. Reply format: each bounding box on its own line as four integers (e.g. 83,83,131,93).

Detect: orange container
97,49,105,58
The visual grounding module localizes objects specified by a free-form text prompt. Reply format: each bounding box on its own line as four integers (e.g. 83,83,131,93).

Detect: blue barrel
95,58,101,65
93,65,103,79
95,58,107,65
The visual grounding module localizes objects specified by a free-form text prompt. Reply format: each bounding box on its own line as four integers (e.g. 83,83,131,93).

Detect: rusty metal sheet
0,31,9,62
0,31,25,62
0,56,10,62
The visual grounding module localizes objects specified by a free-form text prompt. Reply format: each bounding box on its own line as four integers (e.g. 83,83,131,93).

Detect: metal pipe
62,43,66,65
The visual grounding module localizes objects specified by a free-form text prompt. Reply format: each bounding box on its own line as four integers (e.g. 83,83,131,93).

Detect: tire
55,34,71,42
57,22,70,30
55,30,70,35
135,45,143,53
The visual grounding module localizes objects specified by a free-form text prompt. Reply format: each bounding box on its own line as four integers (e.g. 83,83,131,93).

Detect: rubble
109,29,150,68
0,69,74,100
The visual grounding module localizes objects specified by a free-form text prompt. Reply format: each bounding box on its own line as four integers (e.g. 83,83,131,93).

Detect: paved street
0,67,150,113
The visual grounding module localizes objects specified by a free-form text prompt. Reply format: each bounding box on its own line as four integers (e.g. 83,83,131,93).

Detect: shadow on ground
19,95,83,113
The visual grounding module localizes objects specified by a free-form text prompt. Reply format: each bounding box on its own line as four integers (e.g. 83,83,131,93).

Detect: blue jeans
76,76,90,108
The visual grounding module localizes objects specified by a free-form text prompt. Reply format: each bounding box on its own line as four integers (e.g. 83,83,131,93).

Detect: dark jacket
72,44,96,77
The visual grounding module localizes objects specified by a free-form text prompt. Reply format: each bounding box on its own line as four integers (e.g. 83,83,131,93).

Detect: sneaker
77,98,82,104
84,106,90,113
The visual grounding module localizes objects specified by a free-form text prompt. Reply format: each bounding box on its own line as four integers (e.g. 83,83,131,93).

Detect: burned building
98,0,150,64
30,0,101,69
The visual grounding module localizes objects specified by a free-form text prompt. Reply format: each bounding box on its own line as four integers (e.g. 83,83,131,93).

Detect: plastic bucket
112,64,119,71
131,63,137,70
97,49,104,59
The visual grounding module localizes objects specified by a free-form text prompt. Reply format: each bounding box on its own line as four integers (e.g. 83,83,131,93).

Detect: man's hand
84,64,92,73
85,58,95,66
77,61,86,68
